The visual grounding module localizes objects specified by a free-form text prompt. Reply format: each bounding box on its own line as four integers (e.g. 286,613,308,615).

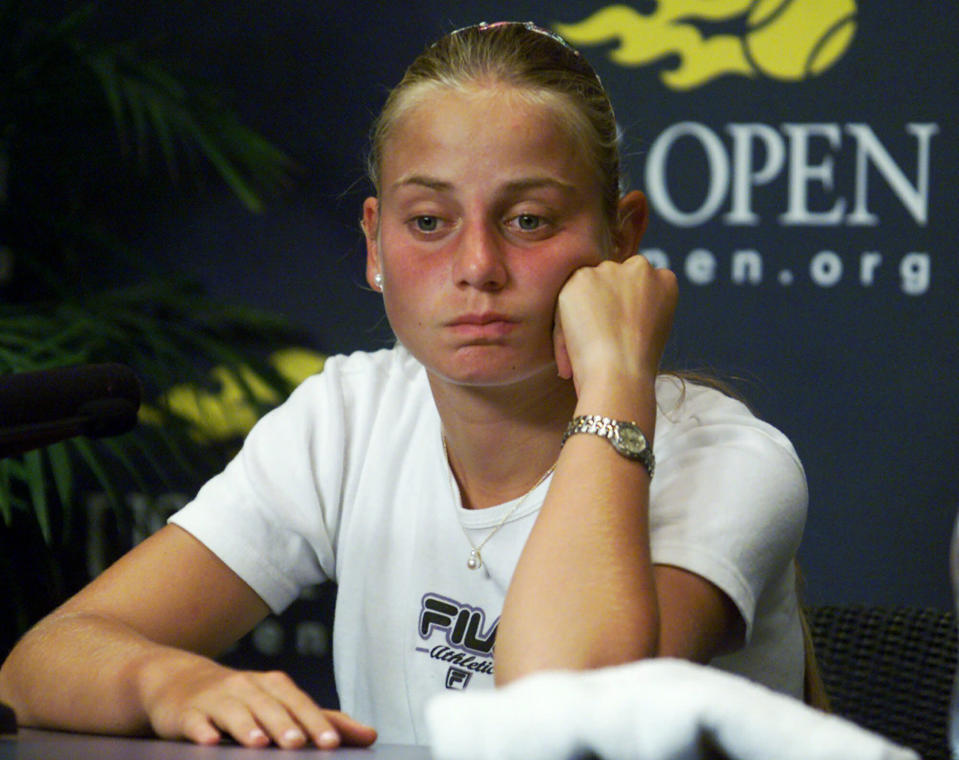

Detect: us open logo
555,1,938,296
556,0,857,90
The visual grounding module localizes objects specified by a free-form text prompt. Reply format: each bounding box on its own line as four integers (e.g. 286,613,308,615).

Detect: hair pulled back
366,22,623,223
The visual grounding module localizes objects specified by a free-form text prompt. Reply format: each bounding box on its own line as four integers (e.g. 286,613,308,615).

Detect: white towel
425,659,919,760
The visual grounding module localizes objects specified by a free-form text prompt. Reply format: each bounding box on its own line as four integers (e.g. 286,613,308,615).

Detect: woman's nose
452,221,508,291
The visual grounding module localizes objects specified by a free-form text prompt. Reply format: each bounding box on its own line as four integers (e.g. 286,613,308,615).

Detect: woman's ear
363,197,382,289
611,190,649,262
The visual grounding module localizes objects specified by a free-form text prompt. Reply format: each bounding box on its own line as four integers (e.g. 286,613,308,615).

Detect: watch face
617,423,646,455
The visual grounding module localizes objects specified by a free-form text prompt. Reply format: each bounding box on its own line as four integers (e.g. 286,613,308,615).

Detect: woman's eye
513,214,543,231
414,216,440,232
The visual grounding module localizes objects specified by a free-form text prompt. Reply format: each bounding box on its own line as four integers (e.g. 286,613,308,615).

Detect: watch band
561,415,655,479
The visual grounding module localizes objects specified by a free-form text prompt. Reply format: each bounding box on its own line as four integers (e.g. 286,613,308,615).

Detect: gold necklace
443,437,557,570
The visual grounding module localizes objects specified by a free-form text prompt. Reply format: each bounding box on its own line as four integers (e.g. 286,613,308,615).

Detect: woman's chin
427,350,562,390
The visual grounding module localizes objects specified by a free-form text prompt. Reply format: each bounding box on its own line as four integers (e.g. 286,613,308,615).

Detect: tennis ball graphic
745,0,857,80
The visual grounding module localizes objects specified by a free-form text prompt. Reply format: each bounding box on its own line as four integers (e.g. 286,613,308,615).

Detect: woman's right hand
141,654,377,749
0,525,375,750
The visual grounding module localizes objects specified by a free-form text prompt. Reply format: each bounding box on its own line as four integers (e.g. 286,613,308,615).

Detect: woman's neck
428,369,577,510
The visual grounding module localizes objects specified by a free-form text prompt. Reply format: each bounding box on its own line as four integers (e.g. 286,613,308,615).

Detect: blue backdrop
89,1,958,610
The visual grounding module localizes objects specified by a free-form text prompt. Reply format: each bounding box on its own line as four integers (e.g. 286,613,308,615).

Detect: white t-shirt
170,346,808,744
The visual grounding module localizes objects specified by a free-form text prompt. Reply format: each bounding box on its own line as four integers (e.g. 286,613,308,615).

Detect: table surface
0,728,434,760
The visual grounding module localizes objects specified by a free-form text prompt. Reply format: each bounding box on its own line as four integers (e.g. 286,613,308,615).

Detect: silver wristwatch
562,415,655,479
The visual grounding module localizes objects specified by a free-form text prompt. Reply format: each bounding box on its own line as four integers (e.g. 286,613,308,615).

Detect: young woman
0,22,809,749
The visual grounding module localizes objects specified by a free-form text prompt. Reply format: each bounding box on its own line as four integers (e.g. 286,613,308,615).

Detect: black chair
805,605,957,760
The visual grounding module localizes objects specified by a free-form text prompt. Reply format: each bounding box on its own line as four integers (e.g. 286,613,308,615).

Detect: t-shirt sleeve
649,378,808,641
169,365,348,614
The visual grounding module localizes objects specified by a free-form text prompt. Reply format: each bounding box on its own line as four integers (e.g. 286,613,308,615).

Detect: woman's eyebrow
501,177,576,196
391,174,453,193
391,175,577,195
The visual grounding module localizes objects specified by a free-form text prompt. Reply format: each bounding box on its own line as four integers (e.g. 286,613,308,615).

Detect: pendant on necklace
467,548,483,570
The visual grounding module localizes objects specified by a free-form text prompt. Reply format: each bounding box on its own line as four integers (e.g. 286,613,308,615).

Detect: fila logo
445,667,473,690
419,594,498,656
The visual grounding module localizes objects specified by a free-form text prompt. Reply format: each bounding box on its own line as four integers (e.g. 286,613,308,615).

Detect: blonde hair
366,22,622,223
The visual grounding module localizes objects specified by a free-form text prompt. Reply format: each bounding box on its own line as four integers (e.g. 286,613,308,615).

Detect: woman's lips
446,313,518,339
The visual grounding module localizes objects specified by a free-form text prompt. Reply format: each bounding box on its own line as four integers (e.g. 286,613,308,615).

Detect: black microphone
0,363,141,458
0,700,15,734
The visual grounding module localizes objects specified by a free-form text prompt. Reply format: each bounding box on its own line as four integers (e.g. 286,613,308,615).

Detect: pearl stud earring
373,273,384,290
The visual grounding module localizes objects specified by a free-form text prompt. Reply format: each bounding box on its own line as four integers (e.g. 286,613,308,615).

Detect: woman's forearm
0,605,377,749
495,378,660,684
0,610,191,734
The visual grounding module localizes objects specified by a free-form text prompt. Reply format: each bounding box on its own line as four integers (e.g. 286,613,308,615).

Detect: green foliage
0,1,302,647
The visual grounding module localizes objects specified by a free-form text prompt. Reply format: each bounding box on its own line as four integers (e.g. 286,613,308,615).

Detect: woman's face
364,85,627,389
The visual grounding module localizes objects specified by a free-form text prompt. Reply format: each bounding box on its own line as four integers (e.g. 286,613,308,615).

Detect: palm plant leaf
80,40,295,212
0,277,300,532
46,442,73,537
23,451,50,543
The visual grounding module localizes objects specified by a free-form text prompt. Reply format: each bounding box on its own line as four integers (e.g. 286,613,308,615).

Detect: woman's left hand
553,255,678,397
